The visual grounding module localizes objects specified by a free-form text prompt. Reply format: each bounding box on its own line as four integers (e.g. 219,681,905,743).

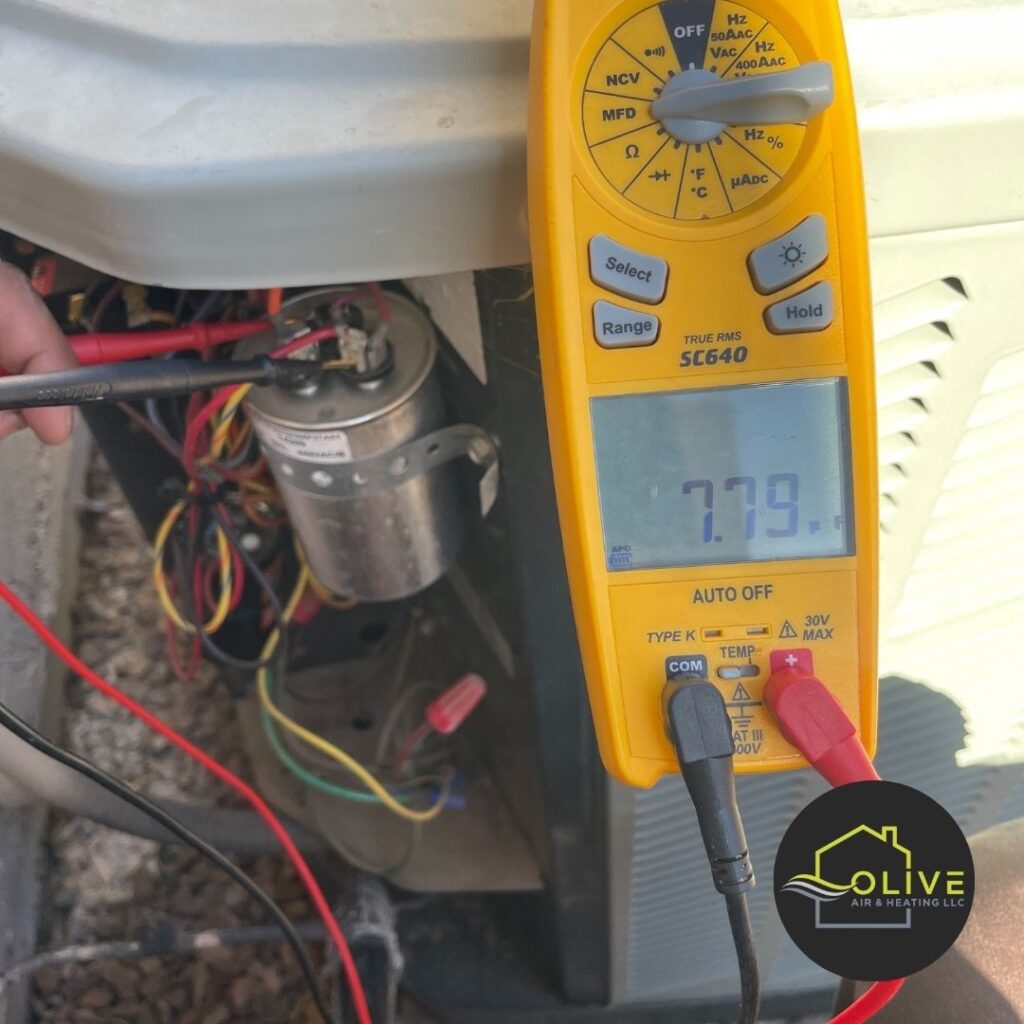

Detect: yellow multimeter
528,0,878,787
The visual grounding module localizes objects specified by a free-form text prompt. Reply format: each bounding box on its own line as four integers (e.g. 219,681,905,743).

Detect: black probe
0,357,323,411
664,678,761,1024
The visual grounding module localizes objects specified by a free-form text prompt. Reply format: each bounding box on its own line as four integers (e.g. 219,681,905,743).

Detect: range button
593,301,660,349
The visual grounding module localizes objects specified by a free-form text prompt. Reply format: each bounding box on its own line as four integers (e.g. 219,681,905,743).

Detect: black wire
0,702,337,1024
833,976,859,1014
1,921,328,992
725,893,761,1024
175,500,286,673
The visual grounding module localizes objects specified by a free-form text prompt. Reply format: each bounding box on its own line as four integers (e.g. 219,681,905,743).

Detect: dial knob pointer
651,61,835,144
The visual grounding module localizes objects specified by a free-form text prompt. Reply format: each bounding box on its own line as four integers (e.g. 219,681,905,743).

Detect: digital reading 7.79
592,380,855,571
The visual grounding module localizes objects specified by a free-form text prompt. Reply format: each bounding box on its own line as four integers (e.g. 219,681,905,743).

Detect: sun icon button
781,242,807,267
749,215,830,294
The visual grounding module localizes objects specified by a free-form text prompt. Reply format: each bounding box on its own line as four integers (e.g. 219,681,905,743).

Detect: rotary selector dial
582,0,833,221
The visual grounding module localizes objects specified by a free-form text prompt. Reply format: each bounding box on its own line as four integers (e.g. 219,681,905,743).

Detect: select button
594,301,660,349
589,235,668,304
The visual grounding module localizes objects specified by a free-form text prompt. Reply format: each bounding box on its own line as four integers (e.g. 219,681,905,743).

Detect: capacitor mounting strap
265,424,499,514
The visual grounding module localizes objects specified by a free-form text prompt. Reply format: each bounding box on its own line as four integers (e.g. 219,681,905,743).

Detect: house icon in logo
783,825,914,930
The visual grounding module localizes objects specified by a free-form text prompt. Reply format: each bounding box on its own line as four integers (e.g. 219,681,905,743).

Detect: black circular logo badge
774,781,974,980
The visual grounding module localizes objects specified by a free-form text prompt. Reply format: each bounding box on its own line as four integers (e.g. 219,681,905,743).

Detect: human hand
0,263,77,444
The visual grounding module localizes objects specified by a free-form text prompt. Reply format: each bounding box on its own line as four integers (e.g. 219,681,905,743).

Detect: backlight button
749,215,829,295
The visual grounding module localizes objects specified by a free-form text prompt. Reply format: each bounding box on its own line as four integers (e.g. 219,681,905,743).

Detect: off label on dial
582,0,806,221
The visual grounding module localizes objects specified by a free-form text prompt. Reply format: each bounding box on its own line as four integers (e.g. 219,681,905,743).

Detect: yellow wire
306,572,358,611
152,381,254,636
293,539,357,610
258,674,447,823
152,497,234,635
209,384,254,461
257,566,445,824
209,358,356,456
240,479,274,497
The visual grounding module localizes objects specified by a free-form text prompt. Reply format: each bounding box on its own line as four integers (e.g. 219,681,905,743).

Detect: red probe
764,650,879,787
69,321,269,365
764,652,903,1024
0,321,270,379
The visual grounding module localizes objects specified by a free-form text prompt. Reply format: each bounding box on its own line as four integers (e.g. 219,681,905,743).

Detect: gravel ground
24,451,816,1024
31,454,330,1024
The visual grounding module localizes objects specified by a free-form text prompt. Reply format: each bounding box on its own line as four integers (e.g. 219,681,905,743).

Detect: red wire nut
764,651,879,788
426,673,488,735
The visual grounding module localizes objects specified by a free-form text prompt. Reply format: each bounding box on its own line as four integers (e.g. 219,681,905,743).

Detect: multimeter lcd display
592,379,854,571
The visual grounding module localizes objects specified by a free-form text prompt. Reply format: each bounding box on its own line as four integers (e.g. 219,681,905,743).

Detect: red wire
367,282,392,324
764,670,906,1023
190,560,212,656
182,329,337,479
831,979,904,1024
393,721,432,777
0,578,373,1024
164,616,200,682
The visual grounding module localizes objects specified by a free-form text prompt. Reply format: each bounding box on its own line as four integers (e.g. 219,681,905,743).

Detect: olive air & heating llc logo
774,782,974,980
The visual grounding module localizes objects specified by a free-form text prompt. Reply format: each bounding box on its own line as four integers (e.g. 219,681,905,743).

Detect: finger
0,264,76,373
16,346,76,444
0,410,28,442
0,263,77,445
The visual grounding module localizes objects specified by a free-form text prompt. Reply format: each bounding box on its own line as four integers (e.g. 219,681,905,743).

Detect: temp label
252,419,353,465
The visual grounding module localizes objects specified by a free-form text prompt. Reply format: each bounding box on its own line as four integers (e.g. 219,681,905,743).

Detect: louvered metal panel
614,220,1024,1004
616,677,1024,1003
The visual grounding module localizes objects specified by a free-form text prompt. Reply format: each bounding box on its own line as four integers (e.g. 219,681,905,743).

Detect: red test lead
830,979,905,1024
70,321,269,366
764,651,902,1024
764,649,879,788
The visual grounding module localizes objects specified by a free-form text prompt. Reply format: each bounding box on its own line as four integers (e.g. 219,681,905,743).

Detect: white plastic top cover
0,0,1022,286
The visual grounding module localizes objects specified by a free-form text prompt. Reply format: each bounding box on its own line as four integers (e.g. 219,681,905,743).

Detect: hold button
765,282,834,335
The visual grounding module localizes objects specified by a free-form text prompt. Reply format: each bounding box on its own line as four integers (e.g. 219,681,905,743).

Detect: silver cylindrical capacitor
243,294,467,603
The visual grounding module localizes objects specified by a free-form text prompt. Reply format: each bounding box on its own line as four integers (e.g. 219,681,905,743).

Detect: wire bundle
151,327,338,679
0,283,434,1019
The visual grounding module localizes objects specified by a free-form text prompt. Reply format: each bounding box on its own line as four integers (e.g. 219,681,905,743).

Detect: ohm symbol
625,144,641,160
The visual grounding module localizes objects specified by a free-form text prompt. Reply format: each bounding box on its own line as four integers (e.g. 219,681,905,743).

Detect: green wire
261,668,413,805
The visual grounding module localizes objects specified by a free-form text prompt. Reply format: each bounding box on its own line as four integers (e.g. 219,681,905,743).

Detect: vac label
252,419,354,465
